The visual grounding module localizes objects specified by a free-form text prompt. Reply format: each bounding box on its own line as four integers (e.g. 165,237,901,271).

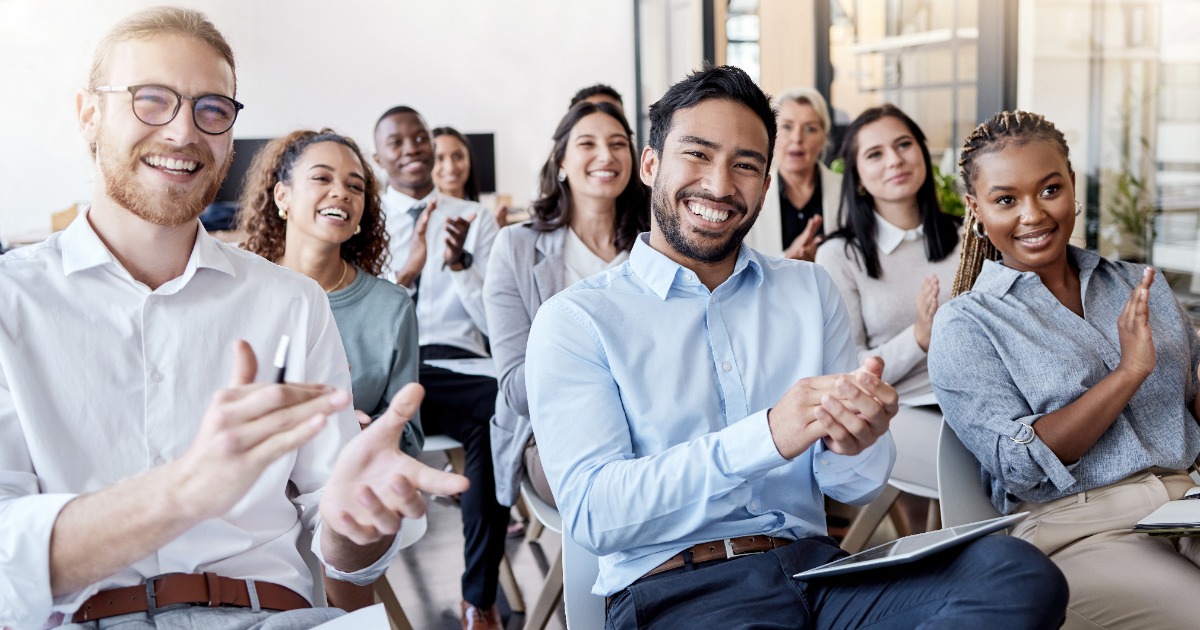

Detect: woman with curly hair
239,129,422,460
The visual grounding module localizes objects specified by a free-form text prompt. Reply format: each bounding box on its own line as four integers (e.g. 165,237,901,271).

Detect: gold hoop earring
353,225,362,235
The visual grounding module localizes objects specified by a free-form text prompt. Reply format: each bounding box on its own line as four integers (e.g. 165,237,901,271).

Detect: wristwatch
455,251,474,271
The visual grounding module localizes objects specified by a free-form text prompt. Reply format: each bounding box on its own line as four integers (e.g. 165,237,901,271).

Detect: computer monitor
214,138,274,204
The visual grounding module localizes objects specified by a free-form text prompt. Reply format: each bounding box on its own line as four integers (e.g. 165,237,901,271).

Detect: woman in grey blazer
484,101,649,507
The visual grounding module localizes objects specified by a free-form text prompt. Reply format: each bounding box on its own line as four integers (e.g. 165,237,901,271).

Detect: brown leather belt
71,573,310,622
644,535,793,579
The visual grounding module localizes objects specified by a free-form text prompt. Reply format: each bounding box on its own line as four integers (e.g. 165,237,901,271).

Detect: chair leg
374,576,414,630
499,552,526,613
522,548,563,630
447,447,467,476
526,517,545,542
926,499,941,531
841,485,902,553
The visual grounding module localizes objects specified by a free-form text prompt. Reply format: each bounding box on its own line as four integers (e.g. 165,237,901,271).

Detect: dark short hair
647,65,776,170
570,84,623,108
374,105,422,133
431,126,480,202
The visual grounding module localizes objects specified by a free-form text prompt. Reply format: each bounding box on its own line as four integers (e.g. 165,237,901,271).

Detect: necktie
406,202,427,303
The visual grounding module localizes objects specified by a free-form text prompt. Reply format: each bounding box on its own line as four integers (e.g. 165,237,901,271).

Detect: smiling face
967,138,1076,276
81,34,235,226
560,112,632,207
852,115,926,207
373,112,434,198
776,100,827,177
432,134,471,199
642,98,771,265
275,141,367,247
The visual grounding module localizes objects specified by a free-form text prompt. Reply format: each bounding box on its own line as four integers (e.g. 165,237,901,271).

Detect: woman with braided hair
928,110,1200,629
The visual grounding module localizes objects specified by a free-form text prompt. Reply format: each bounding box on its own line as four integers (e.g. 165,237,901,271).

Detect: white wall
0,0,636,243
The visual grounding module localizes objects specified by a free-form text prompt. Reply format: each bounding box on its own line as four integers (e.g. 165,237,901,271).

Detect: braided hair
951,110,1072,296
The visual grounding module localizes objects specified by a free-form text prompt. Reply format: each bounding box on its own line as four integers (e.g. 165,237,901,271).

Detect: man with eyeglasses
0,7,466,629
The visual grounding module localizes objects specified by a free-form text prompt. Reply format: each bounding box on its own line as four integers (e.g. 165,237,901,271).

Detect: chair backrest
561,533,605,629
520,478,562,534
937,419,1002,527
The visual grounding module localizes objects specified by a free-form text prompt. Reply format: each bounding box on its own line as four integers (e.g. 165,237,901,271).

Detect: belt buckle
145,573,189,618
723,538,757,559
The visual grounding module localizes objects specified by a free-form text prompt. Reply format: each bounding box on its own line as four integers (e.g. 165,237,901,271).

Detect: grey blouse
928,246,1200,514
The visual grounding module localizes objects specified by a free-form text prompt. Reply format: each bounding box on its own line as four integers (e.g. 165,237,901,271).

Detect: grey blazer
483,223,568,506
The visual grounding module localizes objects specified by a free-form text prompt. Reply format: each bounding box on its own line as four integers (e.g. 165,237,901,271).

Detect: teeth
144,155,198,172
318,208,349,220
589,170,617,178
687,201,731,223
1017,231,1051,244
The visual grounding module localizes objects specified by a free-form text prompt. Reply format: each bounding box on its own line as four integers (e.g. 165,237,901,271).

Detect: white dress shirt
380,188,499,356
0,211,398,628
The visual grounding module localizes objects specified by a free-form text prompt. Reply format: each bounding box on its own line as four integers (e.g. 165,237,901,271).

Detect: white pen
272,335,290,384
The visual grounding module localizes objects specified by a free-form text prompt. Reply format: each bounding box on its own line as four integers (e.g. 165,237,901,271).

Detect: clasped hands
767,356,898,459
173,341,468,552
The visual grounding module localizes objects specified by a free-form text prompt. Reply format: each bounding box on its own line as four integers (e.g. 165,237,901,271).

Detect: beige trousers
1012,470,1200,629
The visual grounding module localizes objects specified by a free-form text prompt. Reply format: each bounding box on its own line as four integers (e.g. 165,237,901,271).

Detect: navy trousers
418,344,509,609
605,535,1067,629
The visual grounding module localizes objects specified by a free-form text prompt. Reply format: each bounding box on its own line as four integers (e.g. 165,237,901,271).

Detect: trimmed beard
650,178,760,264
96,126,233,227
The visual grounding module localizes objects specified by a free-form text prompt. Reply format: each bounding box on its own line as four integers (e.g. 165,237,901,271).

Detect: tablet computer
793,512,1029,580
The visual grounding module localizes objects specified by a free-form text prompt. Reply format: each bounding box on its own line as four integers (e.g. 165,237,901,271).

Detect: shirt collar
874,213,923,255
60,207,235,280
972,245,1099,297
628,233,763,300
383,186,436,214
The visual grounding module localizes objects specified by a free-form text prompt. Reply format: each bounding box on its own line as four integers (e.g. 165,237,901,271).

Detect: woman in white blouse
815,104,961,532
484,101,648,508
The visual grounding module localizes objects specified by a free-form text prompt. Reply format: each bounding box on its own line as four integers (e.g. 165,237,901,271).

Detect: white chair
841,406,942,552
560,530,605,629
936,419,1002,527
298,513,427,630
423,433,526,614
519,478,563,630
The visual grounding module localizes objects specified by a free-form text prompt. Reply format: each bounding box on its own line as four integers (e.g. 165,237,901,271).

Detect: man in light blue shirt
526,66,1067,628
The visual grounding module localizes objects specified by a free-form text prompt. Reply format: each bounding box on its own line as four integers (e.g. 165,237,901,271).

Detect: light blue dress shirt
526,235,896,595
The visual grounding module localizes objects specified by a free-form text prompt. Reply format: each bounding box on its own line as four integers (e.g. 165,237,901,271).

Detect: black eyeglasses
92,84,245,135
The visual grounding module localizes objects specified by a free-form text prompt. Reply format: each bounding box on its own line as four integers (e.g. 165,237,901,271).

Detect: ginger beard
651,179,760,264
95,124,233,227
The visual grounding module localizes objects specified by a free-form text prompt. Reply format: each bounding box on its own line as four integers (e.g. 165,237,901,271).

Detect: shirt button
820,458,830,466
750,501,759,511
721,361,732,372
150,371,164,383
684,272,694,282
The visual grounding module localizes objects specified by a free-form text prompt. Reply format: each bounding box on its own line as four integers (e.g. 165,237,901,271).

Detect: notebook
793,512,1029,580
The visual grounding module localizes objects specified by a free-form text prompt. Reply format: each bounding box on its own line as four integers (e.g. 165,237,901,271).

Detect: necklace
323,260,349,293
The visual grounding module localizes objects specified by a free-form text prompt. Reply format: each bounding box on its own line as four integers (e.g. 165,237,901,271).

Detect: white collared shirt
380,188,499,356
0,211,396,627
874,213,924,255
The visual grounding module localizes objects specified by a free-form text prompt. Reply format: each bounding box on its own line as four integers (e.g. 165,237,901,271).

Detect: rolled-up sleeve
0,368,83,627
929,304,1077,502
